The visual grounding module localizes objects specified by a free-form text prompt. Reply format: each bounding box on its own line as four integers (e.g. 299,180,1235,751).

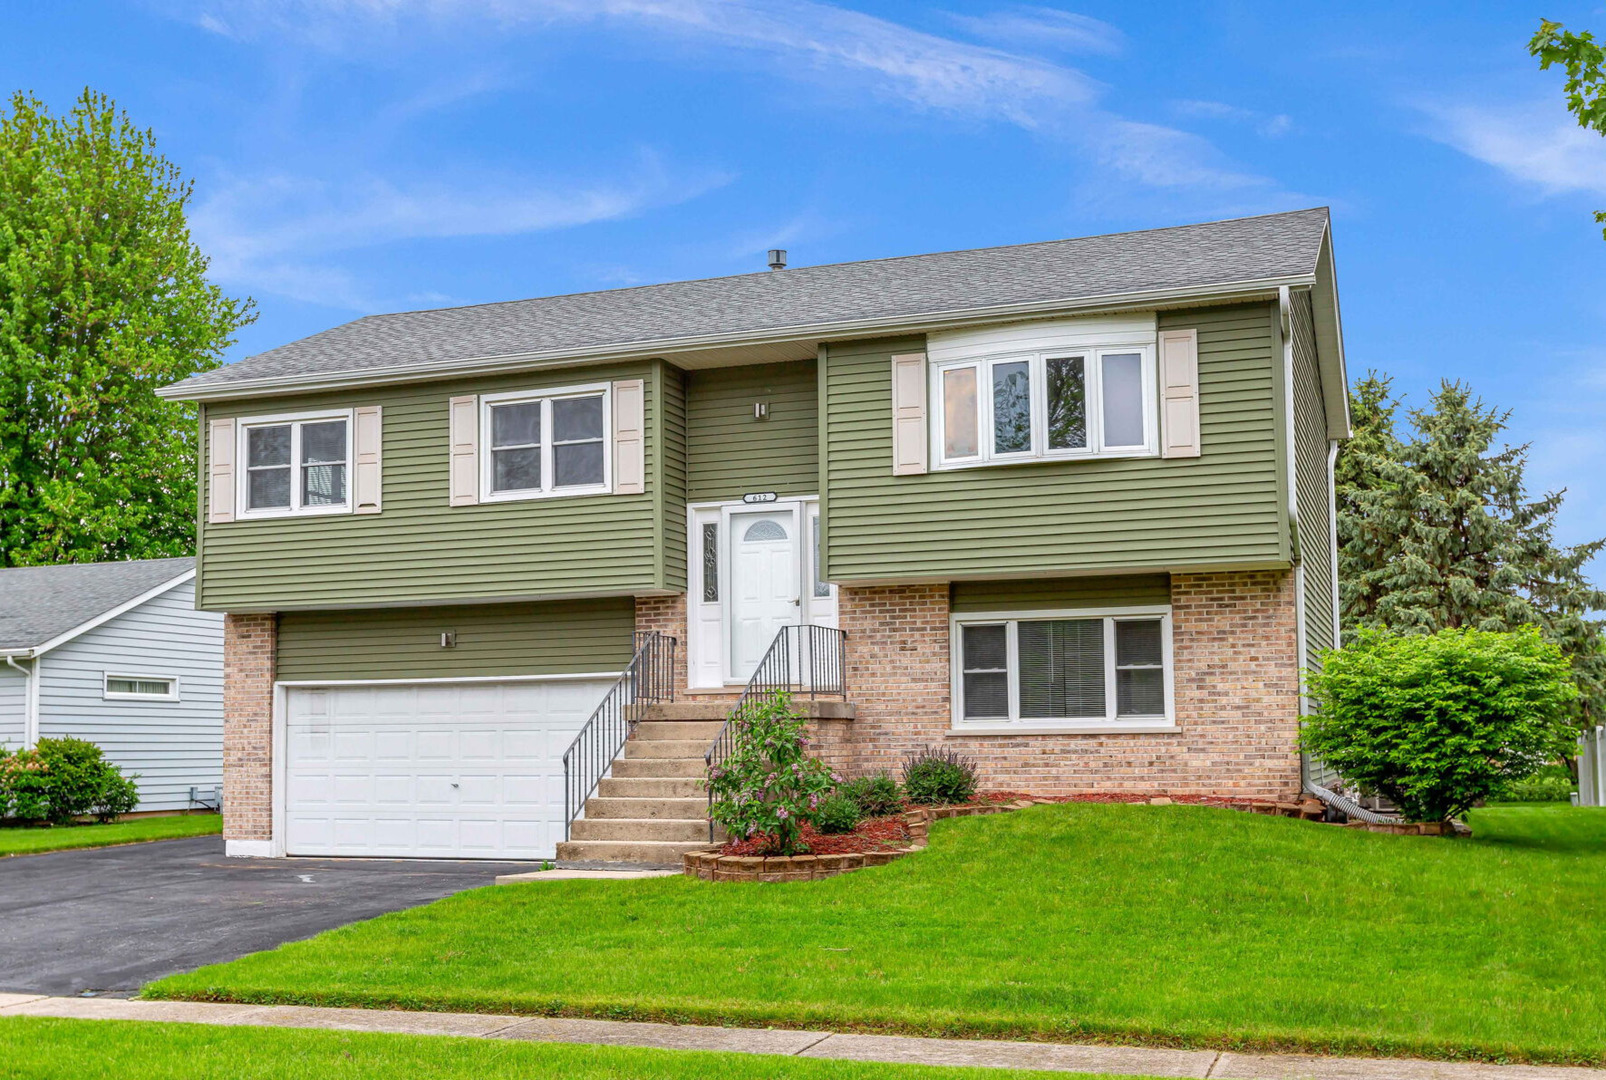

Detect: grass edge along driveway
0,1016,1151,1080
0,813,220,857
145,803,1606,1067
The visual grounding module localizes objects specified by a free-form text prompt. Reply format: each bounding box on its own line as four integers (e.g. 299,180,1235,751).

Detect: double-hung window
480,384,610,500
238,411,352,517
953,609,1172,729
933,345,1157,468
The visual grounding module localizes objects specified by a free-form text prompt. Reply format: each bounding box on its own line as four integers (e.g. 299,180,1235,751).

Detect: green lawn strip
145,803,1606,1067
0,813,220,857
0,1017,1147,1080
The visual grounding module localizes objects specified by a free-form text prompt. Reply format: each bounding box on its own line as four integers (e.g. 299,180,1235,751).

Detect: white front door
727,506,800,680
283,678,613,860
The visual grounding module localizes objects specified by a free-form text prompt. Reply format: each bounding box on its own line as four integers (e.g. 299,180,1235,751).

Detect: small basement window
105,675,179,700
952,609,1172,729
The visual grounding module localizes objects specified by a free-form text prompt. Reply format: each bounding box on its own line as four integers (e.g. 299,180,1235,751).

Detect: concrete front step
555,839,712,867
582,796,708,820
642,700,855,721
633,720,724,742
597,776,704,799
622,739,708,760
611,757,706,779
569,817,711,842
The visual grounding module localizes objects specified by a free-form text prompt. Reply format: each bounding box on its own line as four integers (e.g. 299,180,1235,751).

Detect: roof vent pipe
767,249,787,271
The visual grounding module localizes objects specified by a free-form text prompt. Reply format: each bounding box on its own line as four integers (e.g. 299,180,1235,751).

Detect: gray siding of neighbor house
0,666,25,750
1291,289,1336,672
37,580,224,814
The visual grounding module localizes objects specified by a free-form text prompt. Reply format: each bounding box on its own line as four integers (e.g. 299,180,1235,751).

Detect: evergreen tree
0,89,254,565
1337,379,1606,726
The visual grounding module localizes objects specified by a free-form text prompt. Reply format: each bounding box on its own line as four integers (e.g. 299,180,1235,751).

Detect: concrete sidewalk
0,993,1599,1080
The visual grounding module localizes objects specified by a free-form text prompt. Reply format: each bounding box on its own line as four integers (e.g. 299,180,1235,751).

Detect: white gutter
5,655,38,749
158,275,1316,403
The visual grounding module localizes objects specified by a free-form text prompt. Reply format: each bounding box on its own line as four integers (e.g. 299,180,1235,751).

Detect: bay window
933,344,1157,468
953,609,1173,729
238,411,351,517
480,384,610,500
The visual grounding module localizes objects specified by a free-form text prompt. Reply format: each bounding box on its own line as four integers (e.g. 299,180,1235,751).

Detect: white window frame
949,605,1175,734
479,382,612,502
930,344,1159,470
236,408,355,519
104,672,181,702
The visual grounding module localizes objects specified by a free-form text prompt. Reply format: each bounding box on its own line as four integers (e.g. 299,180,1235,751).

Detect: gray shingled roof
167,208,1330,397
0,558,194,653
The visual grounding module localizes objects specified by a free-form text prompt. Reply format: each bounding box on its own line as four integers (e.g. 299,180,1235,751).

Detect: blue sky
7,1,1606,575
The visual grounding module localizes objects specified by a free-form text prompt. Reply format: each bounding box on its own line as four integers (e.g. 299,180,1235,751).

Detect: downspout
1328,439,1341,649
6,654,38,749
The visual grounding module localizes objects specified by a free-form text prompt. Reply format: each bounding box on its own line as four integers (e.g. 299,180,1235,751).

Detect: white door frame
687,496,835,690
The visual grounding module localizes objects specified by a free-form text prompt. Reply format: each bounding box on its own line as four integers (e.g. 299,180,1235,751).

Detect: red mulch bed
718,790,1279,856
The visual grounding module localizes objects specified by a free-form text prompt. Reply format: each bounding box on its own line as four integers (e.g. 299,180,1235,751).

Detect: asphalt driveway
0,836,537,996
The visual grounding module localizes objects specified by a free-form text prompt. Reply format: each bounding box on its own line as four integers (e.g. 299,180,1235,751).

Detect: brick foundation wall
831,571,1302,799
222,612,276,842
635,594,693,696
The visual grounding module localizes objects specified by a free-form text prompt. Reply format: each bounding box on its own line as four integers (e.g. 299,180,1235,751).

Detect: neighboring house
160,208,1349,864
0,558,224,814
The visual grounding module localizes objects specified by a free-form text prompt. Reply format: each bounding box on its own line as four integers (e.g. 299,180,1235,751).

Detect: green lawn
0,813,220,856
146,803,1606,1065
0,1018,1135,1080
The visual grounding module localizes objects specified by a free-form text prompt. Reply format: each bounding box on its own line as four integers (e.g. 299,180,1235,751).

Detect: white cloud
190,155,732,309
173,0,1294,197
947,6,1123,56
1422,99,1606,196
1171,99,1292,138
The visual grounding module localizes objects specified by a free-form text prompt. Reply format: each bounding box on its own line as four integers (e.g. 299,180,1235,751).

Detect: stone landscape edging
682,800,1034,882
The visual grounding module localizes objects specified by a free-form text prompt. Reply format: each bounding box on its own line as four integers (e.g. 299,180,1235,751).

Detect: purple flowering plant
706,692,839,855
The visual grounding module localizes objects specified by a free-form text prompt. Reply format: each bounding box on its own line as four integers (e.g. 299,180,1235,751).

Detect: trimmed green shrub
901,746,978,805
1489,764,1575,804
812,792,864,834
0,738,141,825
1302,627,1577,822
840,771,903,817
706,692,838,855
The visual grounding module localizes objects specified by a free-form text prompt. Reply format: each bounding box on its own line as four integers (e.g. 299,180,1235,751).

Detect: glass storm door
727,507,800,681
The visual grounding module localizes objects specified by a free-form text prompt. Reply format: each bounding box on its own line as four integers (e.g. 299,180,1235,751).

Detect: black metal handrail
704,624,848,841
561,630,676,841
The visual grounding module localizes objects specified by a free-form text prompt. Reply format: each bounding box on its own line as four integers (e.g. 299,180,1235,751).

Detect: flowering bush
0,737,140,825
706,692,838,855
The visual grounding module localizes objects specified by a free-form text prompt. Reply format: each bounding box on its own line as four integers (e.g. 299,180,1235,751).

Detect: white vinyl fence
1580,726,1606,808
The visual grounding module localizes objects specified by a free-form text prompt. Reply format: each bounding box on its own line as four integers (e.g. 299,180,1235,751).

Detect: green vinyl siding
1291,289,1336,669
951,574,1170,612
685,360,818,503
198,360,670,611
820,304,1287,583
658,366,689,591
276,598,634,681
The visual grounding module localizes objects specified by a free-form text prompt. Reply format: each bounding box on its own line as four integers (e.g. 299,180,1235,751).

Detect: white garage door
285,678,613,860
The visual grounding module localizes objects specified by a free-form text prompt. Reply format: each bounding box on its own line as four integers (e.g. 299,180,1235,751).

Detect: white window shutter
448,395,479,506
207,417,236,523
1159,329,1201,459
613,379,645,495
890,352,928,476
353,405,383,514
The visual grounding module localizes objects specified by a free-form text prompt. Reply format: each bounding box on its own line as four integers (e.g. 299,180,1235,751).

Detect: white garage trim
247,672,623,861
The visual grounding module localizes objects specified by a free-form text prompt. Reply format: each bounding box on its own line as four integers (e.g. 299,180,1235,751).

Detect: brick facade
222,612,276,843
826,571,1301,798
634,594,691,696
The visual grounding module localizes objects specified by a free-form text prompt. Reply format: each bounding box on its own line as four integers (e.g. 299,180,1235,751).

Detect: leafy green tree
1303,627,1578,822
0,89,253,565
1530,19,1606,238
1336,378,1606,726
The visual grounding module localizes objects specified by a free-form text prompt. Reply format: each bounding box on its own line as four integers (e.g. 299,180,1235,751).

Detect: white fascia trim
225,840,276,858
19,569,196,659
273,671,624,688
157,277,1313,403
